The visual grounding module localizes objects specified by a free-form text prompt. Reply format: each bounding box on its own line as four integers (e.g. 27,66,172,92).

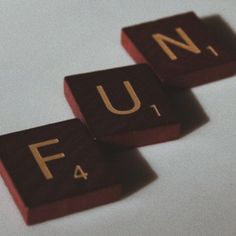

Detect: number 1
150,104,161,117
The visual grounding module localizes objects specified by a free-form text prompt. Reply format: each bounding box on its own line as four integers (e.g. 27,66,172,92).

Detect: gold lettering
152,27,201,60
207,45,219,56
74,165,88,180
96,81,141,115
28,139,65,180
150,104,161,117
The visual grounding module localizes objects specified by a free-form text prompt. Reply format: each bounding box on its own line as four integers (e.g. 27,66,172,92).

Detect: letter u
96,81,141,115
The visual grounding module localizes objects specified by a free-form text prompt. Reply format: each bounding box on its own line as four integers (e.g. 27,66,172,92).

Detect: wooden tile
122,12,236,88
64,64,180,147
0,119,122,225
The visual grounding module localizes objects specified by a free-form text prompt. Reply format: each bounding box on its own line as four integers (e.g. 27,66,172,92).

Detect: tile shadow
202,14,236,53
165,87,209,137
164,14,236,137
108,149,157,198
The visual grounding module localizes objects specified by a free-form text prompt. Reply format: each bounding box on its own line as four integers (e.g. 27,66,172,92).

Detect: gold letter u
96,80,141,115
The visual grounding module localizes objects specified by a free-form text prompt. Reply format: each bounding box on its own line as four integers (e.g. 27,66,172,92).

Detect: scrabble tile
64,64,180,147
0,119,122,225
122,12,236,88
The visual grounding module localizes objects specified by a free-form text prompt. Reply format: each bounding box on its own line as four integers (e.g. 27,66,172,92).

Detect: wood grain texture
122,12,236,88
64,64,180,147
0,119,122,225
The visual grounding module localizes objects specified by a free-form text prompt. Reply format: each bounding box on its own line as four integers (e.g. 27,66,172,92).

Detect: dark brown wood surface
0,119,122,225
64,64,180,147
122,12,236,87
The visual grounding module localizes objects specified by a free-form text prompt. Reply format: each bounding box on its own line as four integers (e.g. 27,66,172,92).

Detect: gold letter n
96,80,141,115
152,27,201,60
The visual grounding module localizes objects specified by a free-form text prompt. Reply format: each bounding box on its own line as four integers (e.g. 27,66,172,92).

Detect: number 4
74,165,88,180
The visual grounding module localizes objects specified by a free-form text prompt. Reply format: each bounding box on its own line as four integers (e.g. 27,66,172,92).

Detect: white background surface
0,1,236,235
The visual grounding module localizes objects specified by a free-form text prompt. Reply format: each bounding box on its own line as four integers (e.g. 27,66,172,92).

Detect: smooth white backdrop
0,1,236,235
